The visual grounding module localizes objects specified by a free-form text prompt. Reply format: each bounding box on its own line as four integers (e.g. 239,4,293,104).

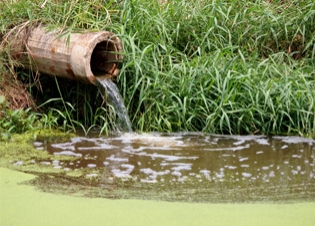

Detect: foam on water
273,136,315,144
40,132,315,199
54,151,82,158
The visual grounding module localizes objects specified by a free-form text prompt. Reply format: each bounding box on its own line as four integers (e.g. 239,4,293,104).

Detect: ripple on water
37,133,315,202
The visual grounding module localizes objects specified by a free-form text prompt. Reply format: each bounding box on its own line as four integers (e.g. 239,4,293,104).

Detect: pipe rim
85,32,123,85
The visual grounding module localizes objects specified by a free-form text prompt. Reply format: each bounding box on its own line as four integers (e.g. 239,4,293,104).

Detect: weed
0,0,314,137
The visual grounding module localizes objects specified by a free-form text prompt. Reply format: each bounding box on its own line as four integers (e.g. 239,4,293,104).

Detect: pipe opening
90,40,120,77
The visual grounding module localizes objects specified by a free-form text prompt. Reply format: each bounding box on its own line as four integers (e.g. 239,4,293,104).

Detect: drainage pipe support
9,25,123,85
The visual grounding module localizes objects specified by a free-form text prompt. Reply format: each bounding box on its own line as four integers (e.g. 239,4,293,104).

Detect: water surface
36,133,315,203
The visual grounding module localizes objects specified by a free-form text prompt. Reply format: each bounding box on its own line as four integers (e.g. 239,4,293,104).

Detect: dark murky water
34,133,315,202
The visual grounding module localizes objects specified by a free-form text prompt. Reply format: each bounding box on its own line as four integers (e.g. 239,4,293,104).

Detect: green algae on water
0,130,77,170
1,167,315,226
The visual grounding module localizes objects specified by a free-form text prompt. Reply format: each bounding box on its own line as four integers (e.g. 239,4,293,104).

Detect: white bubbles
276,165,280,170
216,172,224,179
227,165,237,170
33,141,43,146
78,143,116,150
239,157,249,162
242,172,252,178
269,171,275,178
54,151,82,158
199,170,210,180
86,174,98,178
292,154,302,159
52,160,60,168
204,144,250,152
171,171,182,177
106,155,128,162
35,132,315,190
256,139,269,145
14,161,23,166
171,164,192,171
87,164,96,168
140,179,157,183
111,169,132,178
140,168,156,175
34,141,44,150
121,164,135,174
140,168,170,177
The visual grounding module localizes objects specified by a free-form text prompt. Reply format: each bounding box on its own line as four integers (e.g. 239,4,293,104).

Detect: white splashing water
96,78,132,132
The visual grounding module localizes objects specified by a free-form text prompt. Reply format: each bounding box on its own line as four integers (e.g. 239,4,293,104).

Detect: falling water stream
96,77,132,132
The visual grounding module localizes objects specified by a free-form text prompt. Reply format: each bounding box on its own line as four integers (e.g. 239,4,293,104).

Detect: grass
0,0,314,137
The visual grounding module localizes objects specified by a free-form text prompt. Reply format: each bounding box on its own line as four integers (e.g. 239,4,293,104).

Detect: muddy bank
1,167,315,226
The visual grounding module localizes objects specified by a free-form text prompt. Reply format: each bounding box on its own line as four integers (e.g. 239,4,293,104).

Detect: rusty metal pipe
9,25,123,85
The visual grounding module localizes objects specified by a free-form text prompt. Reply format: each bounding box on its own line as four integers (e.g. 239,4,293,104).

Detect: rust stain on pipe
9,24,124,85
66,63,76,80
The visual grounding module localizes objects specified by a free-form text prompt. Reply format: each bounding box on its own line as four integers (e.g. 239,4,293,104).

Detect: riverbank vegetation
1,0,315,138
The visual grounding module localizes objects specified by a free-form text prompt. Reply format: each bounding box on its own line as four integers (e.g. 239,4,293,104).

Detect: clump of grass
0,0,314,137
115,0,315,136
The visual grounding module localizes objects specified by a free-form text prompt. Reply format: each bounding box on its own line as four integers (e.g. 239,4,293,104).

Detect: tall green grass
0,0,314,137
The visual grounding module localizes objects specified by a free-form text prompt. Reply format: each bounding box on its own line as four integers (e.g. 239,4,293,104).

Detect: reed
0,0,314,137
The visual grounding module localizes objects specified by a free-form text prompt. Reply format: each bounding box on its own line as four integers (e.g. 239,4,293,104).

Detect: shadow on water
30,133,315,203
